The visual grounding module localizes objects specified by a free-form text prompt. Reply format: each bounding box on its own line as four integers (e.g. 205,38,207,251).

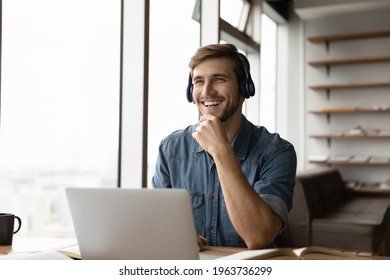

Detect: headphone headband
186,52,255,103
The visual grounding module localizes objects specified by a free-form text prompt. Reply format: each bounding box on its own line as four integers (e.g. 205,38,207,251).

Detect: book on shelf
308,155,329,162
369,156,389,164
329,155,351,162
365,128,380,135
349,155,370,163
217,246,373,260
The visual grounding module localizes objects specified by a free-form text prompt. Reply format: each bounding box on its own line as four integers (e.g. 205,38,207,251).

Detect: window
220,0,251,32
147,0,200,186
0,0,120,237
260,13,277,132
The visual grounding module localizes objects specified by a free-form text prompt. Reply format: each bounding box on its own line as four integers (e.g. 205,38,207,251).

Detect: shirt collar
231,115,251,160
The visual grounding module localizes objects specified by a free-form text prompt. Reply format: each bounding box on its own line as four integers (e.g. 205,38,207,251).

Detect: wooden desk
0,236,78,256
4,236,386,260
200,246,246,257
1,236,244,259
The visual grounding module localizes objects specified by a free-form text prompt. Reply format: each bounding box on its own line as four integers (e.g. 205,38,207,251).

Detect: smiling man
152,43,297,250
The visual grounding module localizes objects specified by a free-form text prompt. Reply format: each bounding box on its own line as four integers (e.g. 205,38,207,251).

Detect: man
152,43,296,250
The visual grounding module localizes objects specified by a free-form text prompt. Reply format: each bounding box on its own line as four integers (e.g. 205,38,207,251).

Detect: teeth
204,101,222,106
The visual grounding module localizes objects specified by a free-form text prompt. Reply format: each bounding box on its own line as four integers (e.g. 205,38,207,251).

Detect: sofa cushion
312,206,390,252
298,167,347,218
337,196,390,214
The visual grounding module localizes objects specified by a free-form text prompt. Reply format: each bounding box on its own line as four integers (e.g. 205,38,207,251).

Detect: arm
192,115,288,249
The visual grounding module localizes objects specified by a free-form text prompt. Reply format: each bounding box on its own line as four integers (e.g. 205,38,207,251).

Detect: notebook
66,188,200,260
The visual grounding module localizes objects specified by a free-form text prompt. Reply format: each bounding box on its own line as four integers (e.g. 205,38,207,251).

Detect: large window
0,0,275,238
260,13,277,132
147,0,200,186
0,0,121,237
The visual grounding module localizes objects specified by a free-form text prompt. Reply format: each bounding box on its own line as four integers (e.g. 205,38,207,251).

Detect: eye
214,76,227,83
194,79,204,85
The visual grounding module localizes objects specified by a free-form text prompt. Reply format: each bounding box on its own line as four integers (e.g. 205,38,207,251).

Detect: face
192,57,244,122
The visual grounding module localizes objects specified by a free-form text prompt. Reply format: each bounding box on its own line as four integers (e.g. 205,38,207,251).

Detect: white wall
290,8,390,182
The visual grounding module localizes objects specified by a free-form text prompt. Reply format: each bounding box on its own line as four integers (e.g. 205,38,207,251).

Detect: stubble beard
199,95,242,123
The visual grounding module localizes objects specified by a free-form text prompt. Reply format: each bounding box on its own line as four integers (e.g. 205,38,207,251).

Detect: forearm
213,144,282,249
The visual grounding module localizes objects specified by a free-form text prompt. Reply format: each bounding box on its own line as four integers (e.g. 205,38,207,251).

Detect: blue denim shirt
152,115,297,248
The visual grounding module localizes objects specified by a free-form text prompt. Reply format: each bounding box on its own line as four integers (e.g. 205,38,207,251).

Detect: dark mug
0,213,22,245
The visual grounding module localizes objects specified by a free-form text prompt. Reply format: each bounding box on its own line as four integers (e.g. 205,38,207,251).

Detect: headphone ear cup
245,75,255,98
240,80,249,98
239,71,255,98
186,73,194,102
237,53,255,99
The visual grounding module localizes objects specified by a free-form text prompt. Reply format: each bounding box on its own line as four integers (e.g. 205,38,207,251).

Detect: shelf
354,186,390,195
309,108,390,114
308,56,390,67
307,29,390,182
310,134,390,139
309,161,390,166
308,30,390,43
309,82,390,91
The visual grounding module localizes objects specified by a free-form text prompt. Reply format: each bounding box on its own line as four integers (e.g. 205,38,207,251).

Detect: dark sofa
276,167,390,255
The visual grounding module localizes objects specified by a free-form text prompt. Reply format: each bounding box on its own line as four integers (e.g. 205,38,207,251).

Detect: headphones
186,52,255,103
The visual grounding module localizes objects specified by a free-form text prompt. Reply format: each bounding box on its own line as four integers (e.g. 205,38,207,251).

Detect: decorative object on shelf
348,126,365,135
308,155,329,163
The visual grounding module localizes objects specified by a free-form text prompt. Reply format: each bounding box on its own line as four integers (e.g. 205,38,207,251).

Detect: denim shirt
152,115,297,248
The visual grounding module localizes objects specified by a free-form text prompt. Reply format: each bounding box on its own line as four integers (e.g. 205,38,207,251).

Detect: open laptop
66,188,201,260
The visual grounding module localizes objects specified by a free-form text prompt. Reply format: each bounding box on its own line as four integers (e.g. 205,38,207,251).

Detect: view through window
0,0,276,238
147,0,200,186
0,0,121,237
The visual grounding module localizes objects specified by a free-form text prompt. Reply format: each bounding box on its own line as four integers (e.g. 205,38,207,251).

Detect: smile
203,100,223,107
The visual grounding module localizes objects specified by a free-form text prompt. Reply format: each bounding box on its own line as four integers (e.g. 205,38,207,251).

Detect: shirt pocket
190,192,205,234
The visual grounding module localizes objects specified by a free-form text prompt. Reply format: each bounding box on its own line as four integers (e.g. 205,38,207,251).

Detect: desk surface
0,236,244,258
3,236,387,260
0,236,78,256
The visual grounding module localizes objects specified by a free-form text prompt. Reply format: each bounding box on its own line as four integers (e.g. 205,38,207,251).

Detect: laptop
66,188,200,260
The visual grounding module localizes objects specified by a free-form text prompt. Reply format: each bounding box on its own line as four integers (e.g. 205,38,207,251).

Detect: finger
199,114,215,122
198,119,208,128
196,234,208,251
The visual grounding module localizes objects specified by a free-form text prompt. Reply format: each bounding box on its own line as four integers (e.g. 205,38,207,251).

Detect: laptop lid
66,188,200,260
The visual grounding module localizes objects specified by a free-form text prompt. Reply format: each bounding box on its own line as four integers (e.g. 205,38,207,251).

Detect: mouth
203,100,223,107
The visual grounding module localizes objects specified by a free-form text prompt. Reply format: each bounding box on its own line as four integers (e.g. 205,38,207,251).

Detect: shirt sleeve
151,141,171,189
254,142,297,228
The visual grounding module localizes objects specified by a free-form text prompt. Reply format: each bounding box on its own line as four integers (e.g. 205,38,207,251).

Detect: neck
222,112,243,143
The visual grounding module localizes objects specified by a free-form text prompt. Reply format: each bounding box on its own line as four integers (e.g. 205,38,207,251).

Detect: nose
200,80,216,97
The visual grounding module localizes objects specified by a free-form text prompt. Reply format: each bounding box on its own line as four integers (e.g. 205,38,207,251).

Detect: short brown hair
188,43,250,85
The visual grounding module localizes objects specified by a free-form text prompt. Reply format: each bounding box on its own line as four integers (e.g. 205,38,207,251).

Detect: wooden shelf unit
309,161,390,167
310,134,390,139
307,30,390,43
309,82,390,91
309,108,390,114
308,56,390,67
306,29,390,177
